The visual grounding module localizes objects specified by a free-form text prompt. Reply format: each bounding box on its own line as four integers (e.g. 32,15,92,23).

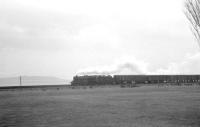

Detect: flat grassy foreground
0,86,200,127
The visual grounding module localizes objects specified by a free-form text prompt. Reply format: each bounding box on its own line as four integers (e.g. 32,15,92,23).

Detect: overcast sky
1,0,200,80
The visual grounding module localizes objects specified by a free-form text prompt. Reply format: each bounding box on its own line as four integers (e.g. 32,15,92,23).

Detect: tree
185,0,200,47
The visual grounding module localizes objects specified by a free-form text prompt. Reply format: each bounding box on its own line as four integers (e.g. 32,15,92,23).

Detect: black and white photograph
1,0,200,126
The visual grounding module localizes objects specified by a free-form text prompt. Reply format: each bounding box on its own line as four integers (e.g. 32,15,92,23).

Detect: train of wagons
71,75,200,86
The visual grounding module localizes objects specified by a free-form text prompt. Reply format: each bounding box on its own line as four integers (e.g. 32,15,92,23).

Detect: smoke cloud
77,57,149,75
77,53,200,76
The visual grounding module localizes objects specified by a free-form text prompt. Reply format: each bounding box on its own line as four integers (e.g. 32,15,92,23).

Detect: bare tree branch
185,0,200,47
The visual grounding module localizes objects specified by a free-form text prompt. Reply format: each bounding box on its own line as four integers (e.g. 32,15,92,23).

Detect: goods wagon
114,75,200,84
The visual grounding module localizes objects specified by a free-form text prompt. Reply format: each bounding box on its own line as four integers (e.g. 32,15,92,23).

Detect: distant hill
0,76,70,86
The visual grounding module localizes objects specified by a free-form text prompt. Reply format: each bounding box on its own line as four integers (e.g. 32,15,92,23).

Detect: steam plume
77,53,200,76
77,57,148,75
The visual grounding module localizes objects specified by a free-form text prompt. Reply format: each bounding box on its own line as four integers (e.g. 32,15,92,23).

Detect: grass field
0,86,200,127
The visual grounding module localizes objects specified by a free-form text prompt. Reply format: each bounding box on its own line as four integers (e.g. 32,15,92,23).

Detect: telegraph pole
19,76,22,86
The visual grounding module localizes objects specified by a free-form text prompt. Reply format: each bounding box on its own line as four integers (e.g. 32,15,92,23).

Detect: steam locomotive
71,75,200,86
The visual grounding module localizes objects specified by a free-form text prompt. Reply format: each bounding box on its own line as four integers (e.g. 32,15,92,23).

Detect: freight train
71,75,200,86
